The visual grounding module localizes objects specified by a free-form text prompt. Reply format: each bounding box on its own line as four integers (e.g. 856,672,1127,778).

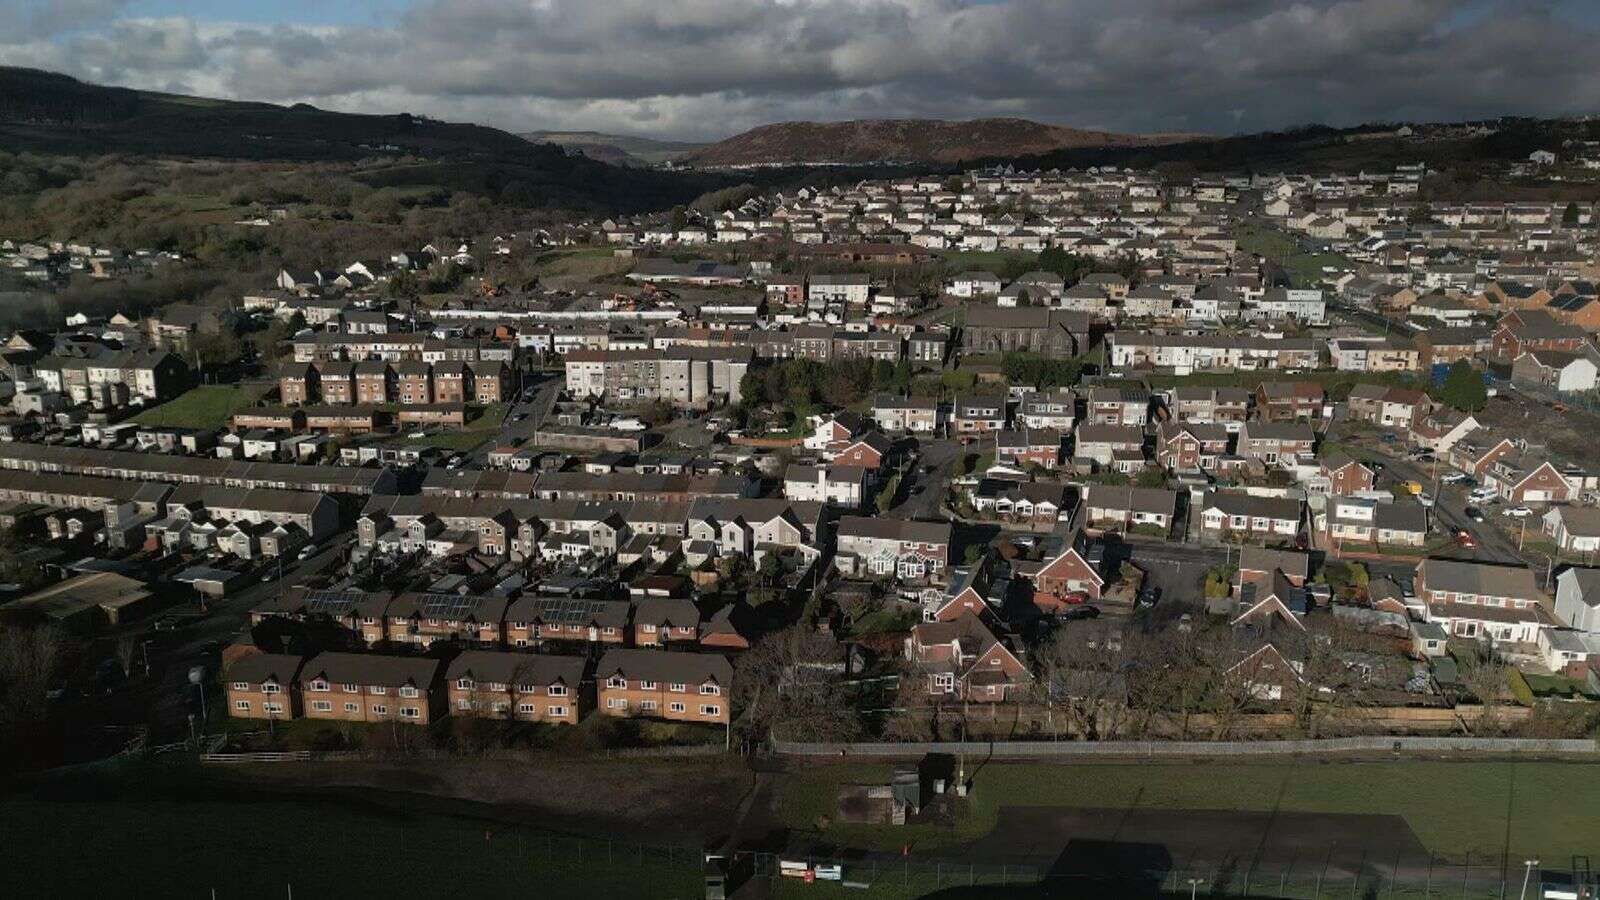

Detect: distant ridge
681,117,1201,167
521,130,707,167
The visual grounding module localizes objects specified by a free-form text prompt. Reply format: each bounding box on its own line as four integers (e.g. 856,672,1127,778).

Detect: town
8,158,1600,897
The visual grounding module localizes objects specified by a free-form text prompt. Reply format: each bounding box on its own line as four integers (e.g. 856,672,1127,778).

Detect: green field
404,402,510,451
778,759,1600,860
132,384,267,430
1234,222,1354,289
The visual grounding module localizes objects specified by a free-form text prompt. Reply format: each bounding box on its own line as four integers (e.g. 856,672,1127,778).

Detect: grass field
132,384,267,430
1234,222,1354,289
405,403,510,452
778,759,1600,861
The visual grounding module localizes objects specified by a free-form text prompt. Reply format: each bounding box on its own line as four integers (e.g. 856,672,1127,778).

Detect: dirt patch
1477,392,1599,462
212,756,755,843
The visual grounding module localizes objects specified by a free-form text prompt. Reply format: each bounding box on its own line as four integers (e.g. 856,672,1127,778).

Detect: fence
772,735,1599,758
749,848,1598,899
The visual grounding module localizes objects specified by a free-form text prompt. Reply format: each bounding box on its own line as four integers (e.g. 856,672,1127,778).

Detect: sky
3,0,1600,143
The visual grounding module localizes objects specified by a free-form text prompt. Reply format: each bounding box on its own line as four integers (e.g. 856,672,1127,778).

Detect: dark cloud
0,0,1596,141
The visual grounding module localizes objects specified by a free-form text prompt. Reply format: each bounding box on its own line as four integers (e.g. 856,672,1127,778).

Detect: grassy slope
132,384,267,430
779,760,1600,859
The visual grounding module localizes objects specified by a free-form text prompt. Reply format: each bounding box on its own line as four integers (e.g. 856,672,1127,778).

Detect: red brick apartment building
595,648,733,725
445,650,586,725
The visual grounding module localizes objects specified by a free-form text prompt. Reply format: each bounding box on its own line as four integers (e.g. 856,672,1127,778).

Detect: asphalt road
891,436,964,520
1375,454,1526,567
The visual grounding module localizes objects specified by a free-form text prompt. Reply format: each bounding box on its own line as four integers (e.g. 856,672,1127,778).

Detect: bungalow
1199,491,1302,543
1026,531,1106,607
1082,485,1178,536
970,479,1069,525
1543,506,1600,555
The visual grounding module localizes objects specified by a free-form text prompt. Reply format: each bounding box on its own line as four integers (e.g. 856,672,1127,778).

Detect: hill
680,117,1197,167
0,67,724,214
521,130,707,166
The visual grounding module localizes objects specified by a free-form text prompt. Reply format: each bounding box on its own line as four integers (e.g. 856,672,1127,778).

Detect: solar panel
420,593,478,619
302,590,364,616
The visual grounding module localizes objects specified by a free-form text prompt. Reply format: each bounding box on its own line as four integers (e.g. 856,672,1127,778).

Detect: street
889,435,964,519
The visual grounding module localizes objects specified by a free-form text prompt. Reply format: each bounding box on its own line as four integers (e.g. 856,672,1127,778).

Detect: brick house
316,362,356,404
1199,491,1302,542
226,652,304,721
1320,453,1375,496
1254,382,1325,422
297,652,443,725
632,596,701,647
1025,533,1105,609
1156,422,1230,471
834,516,951,582
385,592,508,648
595,648,733,725
396,360,433,405
278,363,318,405
1238,421,1316,465
504,596,630,648
995,428,1065,470
1081,485,1178,536
904,613,1030,702
354,361,395,405
1414,558,1555,643
445,650,585,724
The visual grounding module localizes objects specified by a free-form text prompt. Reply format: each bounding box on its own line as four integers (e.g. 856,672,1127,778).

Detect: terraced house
296,653,443,726
385,592,509,648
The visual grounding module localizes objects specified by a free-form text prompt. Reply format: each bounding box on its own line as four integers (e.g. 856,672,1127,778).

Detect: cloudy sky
3,0,1599,142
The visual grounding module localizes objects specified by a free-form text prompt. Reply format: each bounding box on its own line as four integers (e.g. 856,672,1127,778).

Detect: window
399,707,420,719
669,702,686,713
261,683,281,694
231,681,248,691
234,700,251,711
641,623,657,633
456,678,474,690
640,700,658,711
668,682,686,693
342,682,358,693
699,683,720,696
344,703,358,712
607,676,626,689
370,686,387,695
518,703,536,715
640,680,657,690
547,706,567,717
458,699,473,710
606,697,628,710
547,685,567,697
309,679,330,692
311,700,332,712
699,704,721,717
263,703,283,714
373,705,387,715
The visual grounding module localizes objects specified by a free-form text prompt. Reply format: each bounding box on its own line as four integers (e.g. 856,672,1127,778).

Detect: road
1372,454,1526,567
890,436,964,519
466,368,562,464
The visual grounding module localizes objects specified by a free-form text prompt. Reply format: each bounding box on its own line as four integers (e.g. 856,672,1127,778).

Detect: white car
297,543,320,560
1501,506,1533,519
1417,493,1435,508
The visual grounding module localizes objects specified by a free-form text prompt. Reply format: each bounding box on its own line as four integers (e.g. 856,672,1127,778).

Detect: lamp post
1518,858,1539,900
1187,877,1205,900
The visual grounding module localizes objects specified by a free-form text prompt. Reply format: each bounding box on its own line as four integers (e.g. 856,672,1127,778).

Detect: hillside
0,67,725,214
680,117,1196,167
521,131,707,166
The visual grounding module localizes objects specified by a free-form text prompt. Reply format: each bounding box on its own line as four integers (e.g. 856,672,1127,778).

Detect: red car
1454,530,1476,548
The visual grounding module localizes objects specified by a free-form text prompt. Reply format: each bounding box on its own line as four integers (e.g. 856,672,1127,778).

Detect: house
1511,349,1600,394
1169,387,1251,429
784,464,869,508
632,596,701,648
970,479,1069,525
1479,455,1575,505
1320,453,1375,496
1016,390,1078,431
297,653,443,725
831,432,894,470
952,396,1008,436
948,271,1002,298
1254,382,1325,422
805,412,872,452
445,651,584,724
595,648,732,724
1199,491,1302,542
834,516,951,582
1323,496,1429,548
1490,310,1589,360
1085,386,1151,426
1346,385,1434,430
871,395,943,433
1543,506,1600,555
1414,558,1553,643
1226,642,1306,701
1026,531,1106,607
1156,422,1230,472
385,592,508,648
1553,567,1600,632
1081,485,1178,536
1238,421,1316,465
995,428,1065,471
504,596,630,648
904,613,1030,702
960,306,1089,357
225,653,304,721
1073,424,1144,468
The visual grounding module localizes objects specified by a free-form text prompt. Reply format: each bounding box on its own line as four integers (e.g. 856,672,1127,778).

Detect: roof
1419,558,1540,602
299,652,440,688
445,650,585,687
837,515,952,545
1086,485,1177,517
1204,490,1303,521
226,652,305,685
595,648,733,685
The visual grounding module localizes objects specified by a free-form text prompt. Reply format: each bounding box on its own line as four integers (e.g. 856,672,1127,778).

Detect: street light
1519,859,1539,900
1187,877,1205,900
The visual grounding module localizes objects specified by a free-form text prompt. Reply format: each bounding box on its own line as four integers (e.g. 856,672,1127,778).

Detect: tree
732,627,862,744
1438,360,1487,412
1564,202,1580,227
942,176,964,193
0,627,61,739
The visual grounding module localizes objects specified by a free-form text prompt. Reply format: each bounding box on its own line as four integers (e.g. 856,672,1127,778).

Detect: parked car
1059,605,1101,621
1454,530,1476,548
1418,492,1435,508
1502,506,1534,519
1465,506,1485,522
297,543,320,560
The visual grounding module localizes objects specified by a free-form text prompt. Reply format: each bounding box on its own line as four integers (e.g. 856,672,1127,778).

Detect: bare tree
0,627,61,734
1036,622,1134,740
733,626,864,743
1457,645,1509,735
